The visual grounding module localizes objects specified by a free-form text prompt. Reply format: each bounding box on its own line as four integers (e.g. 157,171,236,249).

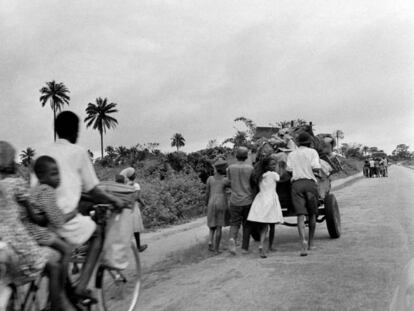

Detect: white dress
247,171,284,224
130,182,145,232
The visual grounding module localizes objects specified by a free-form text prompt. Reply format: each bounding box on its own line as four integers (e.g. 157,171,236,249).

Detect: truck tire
324,194,341,238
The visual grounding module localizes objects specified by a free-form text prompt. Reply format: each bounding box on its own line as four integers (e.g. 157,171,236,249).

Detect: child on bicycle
0,141,76,311
20,155,78,309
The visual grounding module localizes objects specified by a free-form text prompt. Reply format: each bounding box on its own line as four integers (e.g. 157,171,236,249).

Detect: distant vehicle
372,151,388,159
364,152,389,178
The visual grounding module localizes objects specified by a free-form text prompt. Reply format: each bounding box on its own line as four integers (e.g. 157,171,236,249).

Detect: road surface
138,165,414,311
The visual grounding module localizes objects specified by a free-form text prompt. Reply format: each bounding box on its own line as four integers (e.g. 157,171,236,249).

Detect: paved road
138,165,414,311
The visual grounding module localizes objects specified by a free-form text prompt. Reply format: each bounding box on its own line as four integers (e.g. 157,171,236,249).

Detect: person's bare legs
214,226,222,254
74,225,103,300
308,214,316,250
228,225,239,254
49,238,72,291
228,204,240,254
241,205,251,252
259,224,268,258
297,215,307,256
133,232,148,252
268,224,275,251
45,261,76,311
208,227,216,251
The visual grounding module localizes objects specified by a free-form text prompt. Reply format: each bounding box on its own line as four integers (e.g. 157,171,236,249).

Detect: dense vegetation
93,145,232,228
92,142,364,229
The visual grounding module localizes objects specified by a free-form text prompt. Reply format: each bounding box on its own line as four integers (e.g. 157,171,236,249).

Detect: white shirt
286,146,321,182
31,139,99,214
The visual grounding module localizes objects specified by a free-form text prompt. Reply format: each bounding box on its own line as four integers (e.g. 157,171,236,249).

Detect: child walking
205,158,230,254
247,157,284,258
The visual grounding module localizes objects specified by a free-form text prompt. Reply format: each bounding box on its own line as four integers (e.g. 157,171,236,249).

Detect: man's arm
311,150,322,178
79,149,126,210
86,186,126,210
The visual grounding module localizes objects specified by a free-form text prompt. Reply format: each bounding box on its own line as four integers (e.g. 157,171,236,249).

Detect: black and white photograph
0,1,414,310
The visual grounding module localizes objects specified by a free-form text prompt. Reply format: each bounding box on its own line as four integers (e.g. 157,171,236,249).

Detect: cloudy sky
1,0,413,156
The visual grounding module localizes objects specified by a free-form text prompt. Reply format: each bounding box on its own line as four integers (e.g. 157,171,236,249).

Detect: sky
1,0,413,156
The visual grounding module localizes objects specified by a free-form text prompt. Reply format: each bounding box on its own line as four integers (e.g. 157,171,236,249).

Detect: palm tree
84,97,118,159
115,146,129,162
39,81,70,141
20,147,35,167
171,133,185,151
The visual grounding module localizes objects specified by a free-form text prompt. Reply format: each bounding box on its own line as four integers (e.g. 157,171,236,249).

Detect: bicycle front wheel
95,241,141,311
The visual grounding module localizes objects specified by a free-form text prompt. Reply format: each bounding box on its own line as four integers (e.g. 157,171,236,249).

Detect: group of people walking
363,157,388,178
205,132,323,258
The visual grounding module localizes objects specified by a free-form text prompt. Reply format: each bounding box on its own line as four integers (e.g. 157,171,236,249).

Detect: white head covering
119,167,135,180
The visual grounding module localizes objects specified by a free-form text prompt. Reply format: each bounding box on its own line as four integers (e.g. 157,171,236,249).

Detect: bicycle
1,203,142,311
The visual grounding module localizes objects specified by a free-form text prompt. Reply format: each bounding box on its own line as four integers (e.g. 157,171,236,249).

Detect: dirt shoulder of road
140,170,363,272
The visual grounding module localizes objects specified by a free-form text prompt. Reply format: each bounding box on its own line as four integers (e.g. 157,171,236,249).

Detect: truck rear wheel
324,194,341,238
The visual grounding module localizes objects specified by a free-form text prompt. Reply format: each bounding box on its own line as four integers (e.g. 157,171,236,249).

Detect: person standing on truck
286,132,322,256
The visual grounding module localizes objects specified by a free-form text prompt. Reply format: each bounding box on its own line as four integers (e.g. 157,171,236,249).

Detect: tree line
20,81,411,166
20,80,186,166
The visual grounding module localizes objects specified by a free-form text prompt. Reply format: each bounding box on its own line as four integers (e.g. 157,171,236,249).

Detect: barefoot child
247,157,284,258
0,142,76,311
20,156,78,307
205,158,230,254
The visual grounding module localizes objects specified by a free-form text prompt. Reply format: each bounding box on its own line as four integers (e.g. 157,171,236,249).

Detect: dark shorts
291,179,319,216
229,204,251,227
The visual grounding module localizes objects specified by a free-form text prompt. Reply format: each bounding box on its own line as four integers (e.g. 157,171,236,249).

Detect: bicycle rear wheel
95,241,141,311
8,276,50,311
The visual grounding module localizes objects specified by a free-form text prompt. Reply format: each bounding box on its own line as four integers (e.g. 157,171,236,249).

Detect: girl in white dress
248,157,284,258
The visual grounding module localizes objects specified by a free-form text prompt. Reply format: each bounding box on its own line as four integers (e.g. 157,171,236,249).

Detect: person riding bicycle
0,141,75,311
31,111,126,305
20,155,79,310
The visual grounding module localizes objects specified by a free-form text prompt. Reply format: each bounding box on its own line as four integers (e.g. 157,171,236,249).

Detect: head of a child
262,157,277,173
0,141,17,176
115,174,125,184
235,147,249,162
33,156,60,188
214,158,227,176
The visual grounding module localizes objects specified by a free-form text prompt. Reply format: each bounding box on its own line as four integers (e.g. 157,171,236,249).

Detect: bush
166,152,188,172
139,172,205,227
94,160,206,228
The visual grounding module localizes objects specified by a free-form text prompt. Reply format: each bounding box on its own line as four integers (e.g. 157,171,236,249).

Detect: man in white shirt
287,132,321,256
33,111,125,304
369,158,375,177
